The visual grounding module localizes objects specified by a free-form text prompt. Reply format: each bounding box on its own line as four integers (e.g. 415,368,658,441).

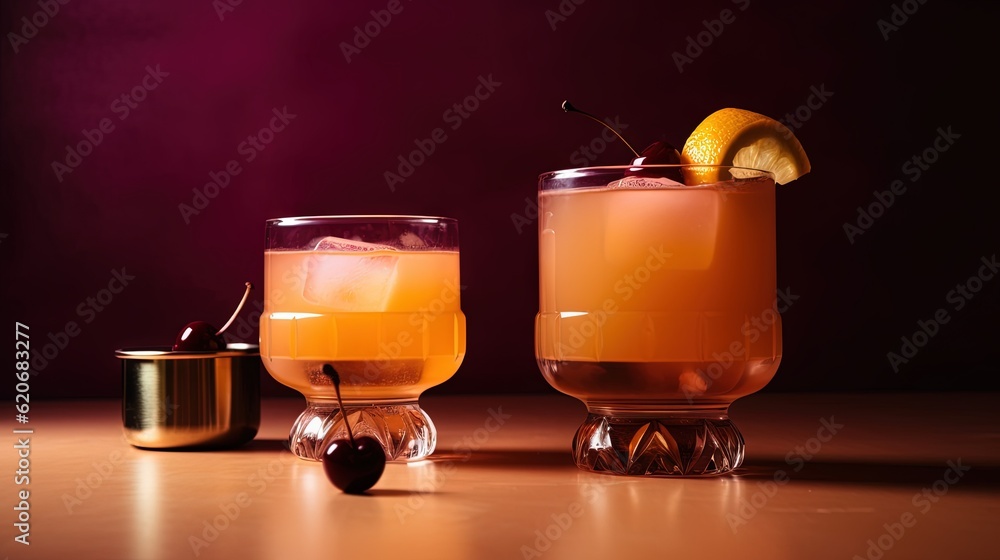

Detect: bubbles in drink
305,360,422,387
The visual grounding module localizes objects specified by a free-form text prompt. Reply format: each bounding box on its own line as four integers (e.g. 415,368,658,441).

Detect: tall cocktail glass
262,216,465,461
535,166,781,475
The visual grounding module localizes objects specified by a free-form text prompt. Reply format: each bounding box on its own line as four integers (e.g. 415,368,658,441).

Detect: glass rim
538,164,775,182
266,215,457,226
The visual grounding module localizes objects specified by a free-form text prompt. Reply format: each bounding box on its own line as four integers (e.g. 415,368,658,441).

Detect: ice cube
303,237,398,310
398,231,426,248
603,186,719,271
606,175,686,190
312,236,396,252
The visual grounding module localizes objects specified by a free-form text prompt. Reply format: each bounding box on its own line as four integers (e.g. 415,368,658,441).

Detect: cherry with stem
321,364,386,494
172,282,253,351
562,100,640,157
562,100,683,179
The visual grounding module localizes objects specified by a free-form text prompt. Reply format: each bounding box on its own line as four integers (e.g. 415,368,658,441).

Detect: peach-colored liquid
535,177,781,405
261,250,465,400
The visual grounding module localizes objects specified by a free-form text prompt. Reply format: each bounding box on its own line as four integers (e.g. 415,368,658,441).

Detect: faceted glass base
287,400,435,462
572,411,744,476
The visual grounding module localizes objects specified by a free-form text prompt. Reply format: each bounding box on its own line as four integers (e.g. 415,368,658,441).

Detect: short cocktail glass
261,216,465,461
535,166,781,476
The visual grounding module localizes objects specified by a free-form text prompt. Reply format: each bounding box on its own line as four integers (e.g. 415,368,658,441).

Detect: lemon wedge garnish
680,108,810,185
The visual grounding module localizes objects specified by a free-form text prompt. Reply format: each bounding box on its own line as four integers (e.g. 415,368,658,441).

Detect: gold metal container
115,344,260,449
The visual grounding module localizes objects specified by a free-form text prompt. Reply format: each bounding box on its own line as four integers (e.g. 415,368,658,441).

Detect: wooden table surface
4,392,999,560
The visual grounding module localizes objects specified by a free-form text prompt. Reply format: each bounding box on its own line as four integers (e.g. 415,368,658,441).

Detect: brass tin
115,344,260,449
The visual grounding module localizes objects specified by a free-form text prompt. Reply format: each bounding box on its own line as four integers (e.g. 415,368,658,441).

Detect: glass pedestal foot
572,411,744,476
287,400,435,461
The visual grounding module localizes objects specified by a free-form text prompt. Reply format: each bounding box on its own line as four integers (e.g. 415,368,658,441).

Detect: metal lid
115,343,259,359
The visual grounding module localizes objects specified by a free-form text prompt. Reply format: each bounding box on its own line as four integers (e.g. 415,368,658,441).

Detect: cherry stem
322,364,356,445
562,100,640,158
216,282,253,336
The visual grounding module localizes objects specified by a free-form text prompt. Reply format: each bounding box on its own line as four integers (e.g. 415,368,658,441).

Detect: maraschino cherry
562,100,683,179
172,282,252,351
321,364,386,494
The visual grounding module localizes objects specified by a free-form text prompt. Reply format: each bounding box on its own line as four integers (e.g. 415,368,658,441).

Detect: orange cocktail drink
536,171,780,404
535,166,781,476
262,216,465,461
262,249,464,400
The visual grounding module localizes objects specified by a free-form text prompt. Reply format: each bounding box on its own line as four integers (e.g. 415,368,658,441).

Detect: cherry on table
320,364,386,494
323,436,386,494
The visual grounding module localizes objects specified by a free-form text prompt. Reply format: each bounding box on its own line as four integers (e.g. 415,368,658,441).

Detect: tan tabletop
5,393,999,560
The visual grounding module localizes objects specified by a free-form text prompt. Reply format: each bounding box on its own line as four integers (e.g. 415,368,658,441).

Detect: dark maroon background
2,0,996,399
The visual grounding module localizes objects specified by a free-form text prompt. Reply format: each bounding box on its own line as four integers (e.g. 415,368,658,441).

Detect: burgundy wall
2,0,995,399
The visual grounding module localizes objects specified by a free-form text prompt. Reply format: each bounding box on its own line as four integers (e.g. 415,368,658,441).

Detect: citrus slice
680,108,810,185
